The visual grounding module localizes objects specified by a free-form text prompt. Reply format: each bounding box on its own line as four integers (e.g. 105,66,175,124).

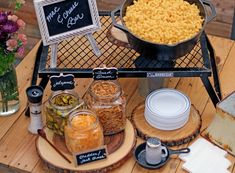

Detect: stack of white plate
144,89,191,130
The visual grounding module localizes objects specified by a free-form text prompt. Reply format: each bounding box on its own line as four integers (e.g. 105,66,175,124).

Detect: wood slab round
106,21,130,48
131,103,201,146
36,120,136,173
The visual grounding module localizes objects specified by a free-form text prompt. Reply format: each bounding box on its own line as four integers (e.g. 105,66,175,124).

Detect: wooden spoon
37,129,72,164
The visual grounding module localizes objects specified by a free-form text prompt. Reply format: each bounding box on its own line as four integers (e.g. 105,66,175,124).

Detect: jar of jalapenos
44,90,84,136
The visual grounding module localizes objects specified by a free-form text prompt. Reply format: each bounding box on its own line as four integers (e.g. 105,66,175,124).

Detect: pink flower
8,14,18,22
6,39,18,51
18,33,27,45
17,19,25,29
17,46,25,57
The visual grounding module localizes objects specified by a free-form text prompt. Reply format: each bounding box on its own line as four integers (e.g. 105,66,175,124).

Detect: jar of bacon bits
64,109,104,153
85,80,126,135
44,90,84,136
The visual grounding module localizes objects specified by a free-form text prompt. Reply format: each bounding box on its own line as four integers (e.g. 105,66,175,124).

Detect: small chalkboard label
93,67,118,80
50,74,75,91
34,0,100,45
74,146,107,165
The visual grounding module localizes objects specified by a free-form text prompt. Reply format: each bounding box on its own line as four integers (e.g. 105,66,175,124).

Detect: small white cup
145,137,168,165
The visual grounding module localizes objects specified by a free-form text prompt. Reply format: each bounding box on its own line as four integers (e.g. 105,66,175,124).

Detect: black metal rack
35,13,221,107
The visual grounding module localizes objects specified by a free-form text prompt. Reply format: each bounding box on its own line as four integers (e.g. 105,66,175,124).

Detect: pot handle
201,0,216,23
111,6,129,33
169,148,190,155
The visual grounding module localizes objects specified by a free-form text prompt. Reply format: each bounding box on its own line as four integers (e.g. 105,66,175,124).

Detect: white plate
145,115,189,130
144,106,189,124
146,89,190,118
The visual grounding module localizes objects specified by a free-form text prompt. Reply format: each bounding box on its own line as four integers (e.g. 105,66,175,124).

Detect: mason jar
64,109,104,153
44,90,84,136
85,80,126,135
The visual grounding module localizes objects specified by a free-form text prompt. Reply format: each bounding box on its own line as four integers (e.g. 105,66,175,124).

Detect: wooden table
0,35,235,173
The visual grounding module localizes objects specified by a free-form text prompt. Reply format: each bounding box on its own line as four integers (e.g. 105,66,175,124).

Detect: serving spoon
37,129,72,164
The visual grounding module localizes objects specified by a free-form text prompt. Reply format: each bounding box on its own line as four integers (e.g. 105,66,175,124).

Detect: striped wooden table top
0,35,235,173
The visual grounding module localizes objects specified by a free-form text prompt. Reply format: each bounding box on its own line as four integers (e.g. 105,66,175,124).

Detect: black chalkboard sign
50,74,75,91
74,147,107,165
43,0,92,36
93,67,118,80
34,0,100,45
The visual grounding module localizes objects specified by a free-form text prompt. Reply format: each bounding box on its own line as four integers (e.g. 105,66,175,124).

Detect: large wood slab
36,120,136,173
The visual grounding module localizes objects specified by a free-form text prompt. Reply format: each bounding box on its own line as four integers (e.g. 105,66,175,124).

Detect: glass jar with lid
44,90,84,136
64,109,104,153
85,80,126,135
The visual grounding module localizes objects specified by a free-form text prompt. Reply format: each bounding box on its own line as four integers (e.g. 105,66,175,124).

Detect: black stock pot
111,0,216,60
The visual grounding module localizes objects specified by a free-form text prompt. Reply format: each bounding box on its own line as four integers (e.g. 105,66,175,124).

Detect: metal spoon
37,129,72,164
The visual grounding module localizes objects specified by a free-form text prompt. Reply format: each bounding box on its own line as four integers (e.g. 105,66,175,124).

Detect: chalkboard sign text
74,146,107,165
93,67,118,80
50,74,75,91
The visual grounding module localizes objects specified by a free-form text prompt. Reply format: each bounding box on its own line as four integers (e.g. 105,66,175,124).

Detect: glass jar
64,109,104,154
0,65,20,116
44,90,84,136
85,80,126,135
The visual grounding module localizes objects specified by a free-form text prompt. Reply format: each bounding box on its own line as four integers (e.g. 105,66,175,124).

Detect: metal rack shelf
35,13,221,107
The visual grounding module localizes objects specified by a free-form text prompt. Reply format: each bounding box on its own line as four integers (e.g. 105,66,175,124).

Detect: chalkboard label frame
50,74,75,91
34,0,101,46
74,146,107,165
93,67,118,80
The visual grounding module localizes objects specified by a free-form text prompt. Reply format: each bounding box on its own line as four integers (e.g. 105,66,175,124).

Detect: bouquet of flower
0,0,27,76
0,0,26,115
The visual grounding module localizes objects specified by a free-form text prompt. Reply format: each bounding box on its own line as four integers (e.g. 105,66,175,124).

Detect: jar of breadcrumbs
85,80,126,135
64,109,104,154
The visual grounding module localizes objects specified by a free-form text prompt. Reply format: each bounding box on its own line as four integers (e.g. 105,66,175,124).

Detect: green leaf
0,48,15,76
15,2,23,11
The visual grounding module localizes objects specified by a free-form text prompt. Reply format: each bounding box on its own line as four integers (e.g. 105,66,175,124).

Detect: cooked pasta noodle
123,0,204,44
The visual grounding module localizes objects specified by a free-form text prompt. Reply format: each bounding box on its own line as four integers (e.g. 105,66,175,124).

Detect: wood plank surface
0,36,234,173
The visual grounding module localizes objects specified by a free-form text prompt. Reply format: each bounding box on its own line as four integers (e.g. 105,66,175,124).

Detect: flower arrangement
0,0,26,115
0,0,27,76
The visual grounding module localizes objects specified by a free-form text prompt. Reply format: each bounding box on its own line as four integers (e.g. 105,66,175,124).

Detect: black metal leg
31,43,43,85
200,75,220,107
39,76,50,89
206,35,222,100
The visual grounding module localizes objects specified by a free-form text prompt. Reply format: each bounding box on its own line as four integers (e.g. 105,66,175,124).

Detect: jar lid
146,137,161,148
26,85,44,103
